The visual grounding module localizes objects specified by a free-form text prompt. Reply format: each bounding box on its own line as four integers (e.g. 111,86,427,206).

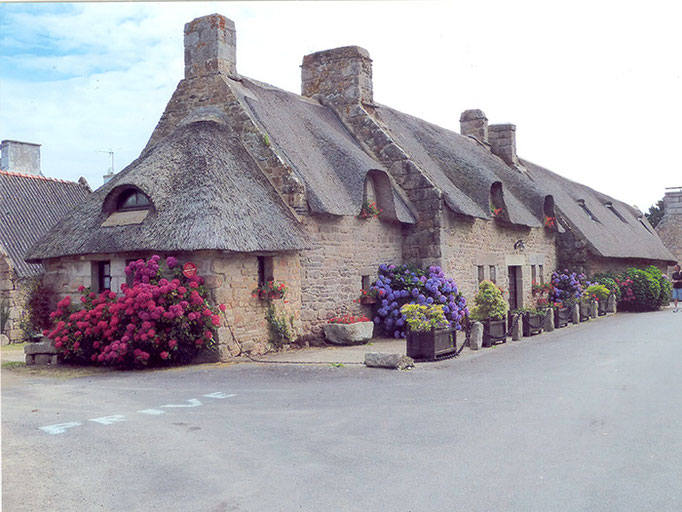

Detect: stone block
34,354,53,365
469,322,483,350
590,301,598,318
511,315,523,341
364,352,414,370
607,294,617,313
571,304,580,324
25,354,34,365
322,321,374,345
24,341,57,355
543,312,555,332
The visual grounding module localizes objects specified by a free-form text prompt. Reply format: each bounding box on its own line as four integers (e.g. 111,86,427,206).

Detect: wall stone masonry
657,188,682,268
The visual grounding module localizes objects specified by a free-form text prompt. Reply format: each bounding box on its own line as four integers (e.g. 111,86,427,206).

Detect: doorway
507,265,522,311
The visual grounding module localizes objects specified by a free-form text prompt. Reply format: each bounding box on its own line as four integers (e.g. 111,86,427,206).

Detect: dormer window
118,189,151,211
605,202,627,223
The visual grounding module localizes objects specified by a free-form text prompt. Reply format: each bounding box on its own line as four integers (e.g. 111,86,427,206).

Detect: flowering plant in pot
400,304,455,360
585,284,611,316
470,280,508,347
513,306,548,337
252,280,287,301
355,288,378,305
323,314,373,345
358,200,382,219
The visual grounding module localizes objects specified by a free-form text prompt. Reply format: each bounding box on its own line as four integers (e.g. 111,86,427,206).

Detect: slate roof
0,171,89,277
523,160,676,263
232,78,416,224
26,119,308,262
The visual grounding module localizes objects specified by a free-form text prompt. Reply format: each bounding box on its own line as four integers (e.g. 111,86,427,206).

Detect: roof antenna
96,149,115,183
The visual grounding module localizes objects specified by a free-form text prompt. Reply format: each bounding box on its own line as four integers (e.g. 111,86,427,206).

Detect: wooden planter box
579,300,592,322
406,328,456,360
482,317,507,347
554,307,571,328
359,297,377,305
597,299,608,316
522,312,544,337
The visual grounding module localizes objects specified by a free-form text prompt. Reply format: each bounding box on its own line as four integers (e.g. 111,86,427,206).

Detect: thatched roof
373,105,545,227
26,120,308,262
0,171,89,277
524,160,676,263
232,78,416,224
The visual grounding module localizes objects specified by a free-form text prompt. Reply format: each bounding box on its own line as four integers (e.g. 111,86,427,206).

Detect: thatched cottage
26,14,675,358
1,140,90,344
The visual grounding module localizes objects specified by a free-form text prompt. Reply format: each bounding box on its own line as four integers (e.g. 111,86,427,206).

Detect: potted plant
356,288,378,305
579,295,593,322
252,280,287,301
515,307,547,337
585,284,611,316
358,200,382,219
322,314,373,345
470,281,508,347
401,304,455,360
552,299,572,328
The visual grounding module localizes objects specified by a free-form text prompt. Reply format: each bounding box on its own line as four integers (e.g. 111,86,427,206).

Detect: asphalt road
3,310,682,511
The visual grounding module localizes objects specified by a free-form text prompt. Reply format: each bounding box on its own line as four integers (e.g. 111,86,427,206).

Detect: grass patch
1,361,25,369
1,342,27,353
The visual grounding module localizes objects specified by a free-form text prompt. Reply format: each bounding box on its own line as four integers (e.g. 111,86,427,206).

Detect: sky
1,1,681,212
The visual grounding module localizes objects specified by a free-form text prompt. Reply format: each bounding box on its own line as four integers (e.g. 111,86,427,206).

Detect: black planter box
597,299,608,316
522,312,544,337
406,328,456,360
554,307,571,328
482,317,507,347
579,301,592,322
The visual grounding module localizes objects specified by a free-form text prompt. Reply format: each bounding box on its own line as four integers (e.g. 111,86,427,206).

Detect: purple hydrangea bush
550,269,591,305
370,264,468,338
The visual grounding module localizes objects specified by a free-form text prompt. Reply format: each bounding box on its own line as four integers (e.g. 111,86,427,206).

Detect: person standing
672,264,682,312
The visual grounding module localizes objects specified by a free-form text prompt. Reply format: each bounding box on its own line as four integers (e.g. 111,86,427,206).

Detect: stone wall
299,215,403,335
441,212,558,308
0,254,28,344
585,255,669,277
42,250,302,360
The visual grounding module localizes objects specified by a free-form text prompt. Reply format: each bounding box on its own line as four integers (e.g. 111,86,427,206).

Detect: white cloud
1,1,681,210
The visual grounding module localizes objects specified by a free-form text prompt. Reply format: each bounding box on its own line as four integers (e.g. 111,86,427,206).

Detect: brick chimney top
489,124,518,167
460,109,488,144
301,45,373,107
0,140,42,176
184,14,237,79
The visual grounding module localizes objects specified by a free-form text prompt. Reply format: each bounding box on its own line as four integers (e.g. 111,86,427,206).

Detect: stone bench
24,341,59,365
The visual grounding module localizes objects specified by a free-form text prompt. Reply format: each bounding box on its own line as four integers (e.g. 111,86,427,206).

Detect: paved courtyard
2,309,682,511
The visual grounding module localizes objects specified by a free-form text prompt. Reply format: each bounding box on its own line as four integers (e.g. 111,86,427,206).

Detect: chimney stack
184,14,237,79
301,46,373,107
489,124,518,167
460,109,488,144
0,140,42,176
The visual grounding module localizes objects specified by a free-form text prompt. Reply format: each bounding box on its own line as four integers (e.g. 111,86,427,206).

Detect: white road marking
138,409,165,415
39,422,82,435
203,392,236,399
89,415,126,425
161,398,202,408
38,393,236,434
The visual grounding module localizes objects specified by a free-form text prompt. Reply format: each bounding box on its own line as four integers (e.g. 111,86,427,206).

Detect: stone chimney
460,109,488,144
663,187,682,216
489,124,518,167
184,14,237,79
301,46,373,107
0,140,42,176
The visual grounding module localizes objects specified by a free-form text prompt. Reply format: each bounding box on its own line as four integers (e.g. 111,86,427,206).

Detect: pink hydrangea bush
45,255,226,368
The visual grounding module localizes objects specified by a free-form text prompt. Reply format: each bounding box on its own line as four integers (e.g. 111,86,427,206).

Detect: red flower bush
45,255,224,368
328,315,370,324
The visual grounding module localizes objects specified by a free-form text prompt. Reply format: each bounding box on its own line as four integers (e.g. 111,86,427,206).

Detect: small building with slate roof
0,160,90,343
26,14,676,357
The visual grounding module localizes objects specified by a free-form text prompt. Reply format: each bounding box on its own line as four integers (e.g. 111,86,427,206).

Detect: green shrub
644,265,672,307
470,281,508,321
584,284,611,302
400,304,449,332
592,273,621,302
619,268,661,311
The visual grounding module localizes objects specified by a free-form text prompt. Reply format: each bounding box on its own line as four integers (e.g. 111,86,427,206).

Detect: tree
645,198,665,228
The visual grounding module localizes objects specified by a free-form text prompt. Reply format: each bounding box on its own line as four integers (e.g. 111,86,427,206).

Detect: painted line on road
39,391,235,435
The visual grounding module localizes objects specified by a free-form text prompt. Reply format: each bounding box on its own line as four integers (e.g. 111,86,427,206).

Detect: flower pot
359,297,377,305
579,300,592,322
406,328,456,360
554,307,571,328
322,321,374,345
482,317,507,347
597,299,608,316
522,312,544,337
